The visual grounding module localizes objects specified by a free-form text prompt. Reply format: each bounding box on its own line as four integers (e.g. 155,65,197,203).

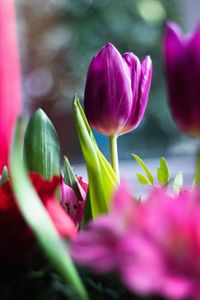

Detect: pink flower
61,176,88,226
71,183,200,300
0,0,22,173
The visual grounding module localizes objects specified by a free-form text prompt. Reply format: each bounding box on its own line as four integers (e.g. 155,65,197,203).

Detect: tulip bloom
61,176,88,226
163,22,200,137
71,183,200,300
0,0,22,174
84,43,152,137
0,173,76,264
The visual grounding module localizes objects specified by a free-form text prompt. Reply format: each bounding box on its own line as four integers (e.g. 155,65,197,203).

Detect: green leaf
137,173,151,185
23,109,61,179
132,154,154,185
157,157,170,185
63,156,82,200
10,119,88,300
173,171,183,194
81,188,92,225
73,96,117,219
0,166,8,186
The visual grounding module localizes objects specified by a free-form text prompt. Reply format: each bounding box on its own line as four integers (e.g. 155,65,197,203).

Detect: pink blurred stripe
0,0,22,173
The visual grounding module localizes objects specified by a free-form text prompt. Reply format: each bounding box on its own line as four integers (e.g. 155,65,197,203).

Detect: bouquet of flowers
1,1,200,300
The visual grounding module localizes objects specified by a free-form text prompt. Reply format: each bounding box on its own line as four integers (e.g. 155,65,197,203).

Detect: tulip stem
109,135,120,182
194,144,200,186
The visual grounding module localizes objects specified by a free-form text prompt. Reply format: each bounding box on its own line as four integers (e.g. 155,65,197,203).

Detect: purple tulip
84,43,152,137
163,22,200,137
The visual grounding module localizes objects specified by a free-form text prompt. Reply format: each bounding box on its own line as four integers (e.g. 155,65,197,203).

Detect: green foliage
157,157,170,185
23,109,61,179
132,154,154,185
0,166,8,186
133,154,171,186
10,119,88,300
137,173,151,185
63,156,82,200
73,96,117,220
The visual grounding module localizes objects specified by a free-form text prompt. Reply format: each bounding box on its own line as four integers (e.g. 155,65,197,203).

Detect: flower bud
163,22,200,137
84,43,152,137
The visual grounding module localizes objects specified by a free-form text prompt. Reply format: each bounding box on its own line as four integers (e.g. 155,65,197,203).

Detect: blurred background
15,0,200,179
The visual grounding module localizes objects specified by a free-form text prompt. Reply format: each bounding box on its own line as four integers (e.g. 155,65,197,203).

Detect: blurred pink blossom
71,183,200,300
0,0,22,173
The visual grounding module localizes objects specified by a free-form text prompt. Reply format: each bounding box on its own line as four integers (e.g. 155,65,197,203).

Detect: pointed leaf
0,166,8,186
76,100,117,188
24,109,61,179
137,173,151,185
10,119,88,300
63,156,82,201
157,157,170,185
73,97,117,219
77,98,117,187
132,154,154,185
173,171,183,194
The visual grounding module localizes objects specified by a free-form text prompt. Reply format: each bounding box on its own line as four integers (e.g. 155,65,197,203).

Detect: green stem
109,135,120,182
194,144,200,186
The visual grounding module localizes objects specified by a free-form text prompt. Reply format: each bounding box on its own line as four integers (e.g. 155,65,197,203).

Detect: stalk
194,143,200,186
109,135,120,182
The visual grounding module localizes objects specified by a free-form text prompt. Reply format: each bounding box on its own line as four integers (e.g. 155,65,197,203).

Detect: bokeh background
15,0,200,164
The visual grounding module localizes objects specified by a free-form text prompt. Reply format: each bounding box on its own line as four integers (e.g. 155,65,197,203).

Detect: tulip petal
186,26,200,134
118,52,141,134
84,43,133,136
123,56,152,132
163,22,184,66
123,52,141,107
61,182,85,225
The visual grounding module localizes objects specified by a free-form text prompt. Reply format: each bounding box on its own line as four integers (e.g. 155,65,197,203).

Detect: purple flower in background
163,22,200,137
71,183,200,300
84,43,152,137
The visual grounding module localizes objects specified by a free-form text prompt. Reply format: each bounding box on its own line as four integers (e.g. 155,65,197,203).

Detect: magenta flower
61,176,88,226
0,0,22,173
71,183,200,300
163,22,200,137
84,43,152,137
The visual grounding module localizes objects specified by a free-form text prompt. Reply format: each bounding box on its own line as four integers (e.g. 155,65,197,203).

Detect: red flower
0,172,76,264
